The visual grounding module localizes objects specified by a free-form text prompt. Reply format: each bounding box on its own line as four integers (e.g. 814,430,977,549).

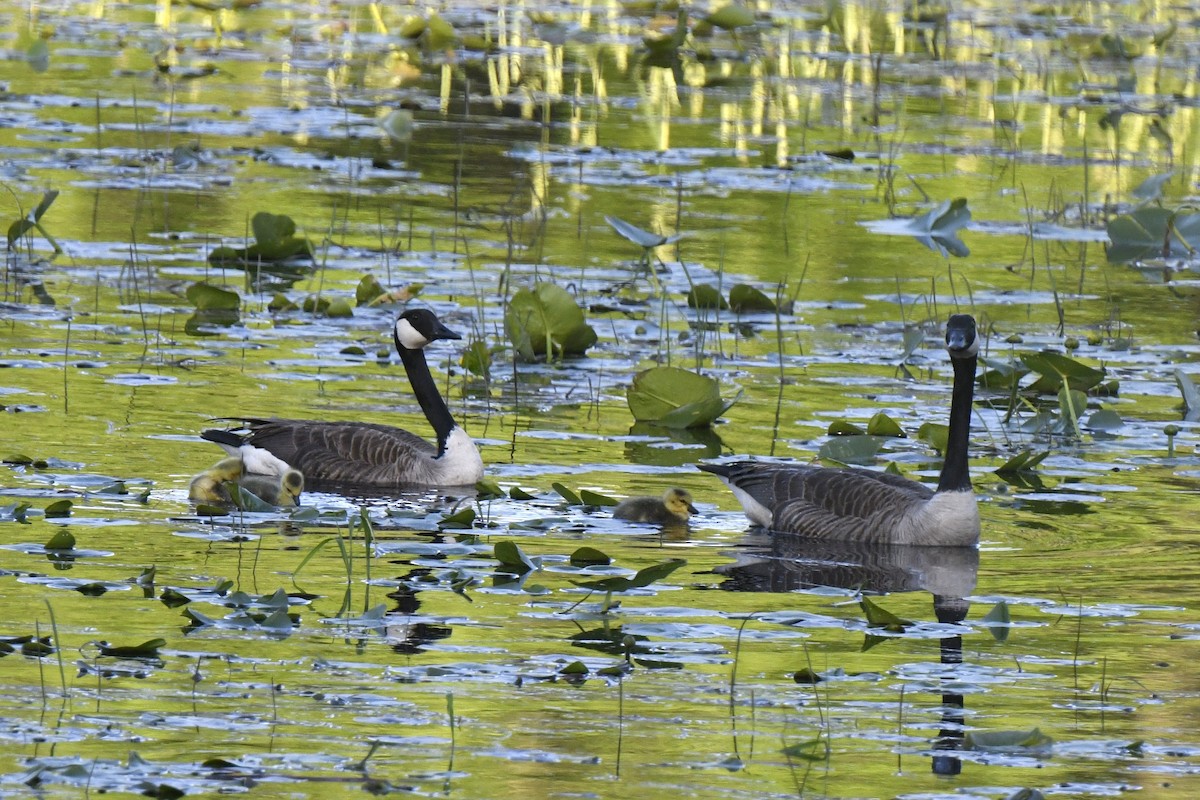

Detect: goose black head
394,308,462,351
945,314,978,359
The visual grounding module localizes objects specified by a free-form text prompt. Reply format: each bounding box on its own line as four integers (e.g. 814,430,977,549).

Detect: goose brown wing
771,468,933,540
241,419,437,486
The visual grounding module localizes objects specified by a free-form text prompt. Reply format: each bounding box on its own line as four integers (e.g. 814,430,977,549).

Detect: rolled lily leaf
627,366,737,429
505,282,597,361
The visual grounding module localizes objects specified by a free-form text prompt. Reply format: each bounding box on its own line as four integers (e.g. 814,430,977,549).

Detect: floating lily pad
570,547,612,566
43,499,72,518
186,282,240,311
356,274,386,306
1105,206,1200,262
995,450,1049,476
862,198,971,257
866,411,905,437
495,541,539,572
209,211,314,265
982,600,1011,643
818,434,884,464
552,482,582,505
505,282,597,361
571,558,687,593
44,530,76,551
98,638,166,659
1021,351,1105,394
627,366,737,429
579,489,618,507
728,284,776,313
827,420,866,436
687,284,728,310
860,597,913,632
705,3,755,29
604,215,683,249
965,728,1053,752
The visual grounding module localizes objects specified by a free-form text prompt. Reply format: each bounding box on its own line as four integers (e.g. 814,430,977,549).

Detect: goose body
699,314,980,547
189,456,304,507
613,488,698,525
202,309,484,490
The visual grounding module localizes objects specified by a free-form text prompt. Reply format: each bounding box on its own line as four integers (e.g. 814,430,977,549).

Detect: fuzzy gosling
613,488,698,525
189,457,304,507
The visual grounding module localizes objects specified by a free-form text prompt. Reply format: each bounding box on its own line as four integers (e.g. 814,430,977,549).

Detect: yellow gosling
612,488,698,525
188,457,304,507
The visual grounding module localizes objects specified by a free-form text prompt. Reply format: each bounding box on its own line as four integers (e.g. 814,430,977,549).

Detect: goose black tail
201,429,245,448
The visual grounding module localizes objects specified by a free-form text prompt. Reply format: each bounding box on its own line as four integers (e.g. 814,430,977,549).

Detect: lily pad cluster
208,212,314,267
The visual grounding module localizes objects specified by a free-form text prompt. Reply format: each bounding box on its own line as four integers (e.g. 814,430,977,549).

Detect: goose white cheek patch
395,318,430,349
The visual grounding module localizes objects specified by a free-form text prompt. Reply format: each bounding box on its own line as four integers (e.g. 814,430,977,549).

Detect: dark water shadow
716,532,978,776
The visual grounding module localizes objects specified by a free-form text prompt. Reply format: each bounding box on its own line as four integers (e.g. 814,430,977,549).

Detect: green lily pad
552,482,581,505
579,489,619,507
705,2,755,29
860,597,913,632
1104,206,1200,262
965,728,1053,752
440,507,476,529
818,434,884,464
570,546,612,566
356,274,386,306
186,282,240,311
1021,351,1105,393
866,411,905,437
571,558,687,593
475,476,504,499
604,215,683,249
45,530,76,551
494,541,539,572
44,499,73,518
728,284,776,313
98,638,166,659
827,420,866,436
982,600,1010,643
995,450,1049,476
505,282,597,361
687,284,728,310
627,366,737,429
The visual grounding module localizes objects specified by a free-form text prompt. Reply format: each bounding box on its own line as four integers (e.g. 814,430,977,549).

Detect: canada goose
613,488,699,525
202,308,483,489
698,314,980,547
189,456,304,507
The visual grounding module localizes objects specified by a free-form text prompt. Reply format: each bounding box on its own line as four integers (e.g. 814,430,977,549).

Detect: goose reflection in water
716,532,978,777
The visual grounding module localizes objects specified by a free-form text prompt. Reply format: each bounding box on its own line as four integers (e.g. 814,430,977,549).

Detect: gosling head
394,308,462,351
945,314,978,360
662,488,698,520
280,469,304,506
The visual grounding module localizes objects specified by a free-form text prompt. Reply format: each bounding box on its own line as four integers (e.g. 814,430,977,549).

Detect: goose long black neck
397,340,456,455
936,352,976,493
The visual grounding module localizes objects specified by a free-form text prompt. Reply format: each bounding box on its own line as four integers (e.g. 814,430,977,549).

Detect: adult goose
202,308,484,490
613,487,699,525
189,456,305,507
698,314,980,547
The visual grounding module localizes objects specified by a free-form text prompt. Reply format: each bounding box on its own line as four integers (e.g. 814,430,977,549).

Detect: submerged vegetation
4,0,1200,798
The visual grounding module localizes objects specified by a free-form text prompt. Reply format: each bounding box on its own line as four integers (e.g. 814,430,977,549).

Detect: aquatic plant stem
43,601,69,707
63,315,70,415
616,677,624,777
446,691,457,787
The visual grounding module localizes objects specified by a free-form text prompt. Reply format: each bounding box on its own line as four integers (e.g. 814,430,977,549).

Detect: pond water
4,0,1200,797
